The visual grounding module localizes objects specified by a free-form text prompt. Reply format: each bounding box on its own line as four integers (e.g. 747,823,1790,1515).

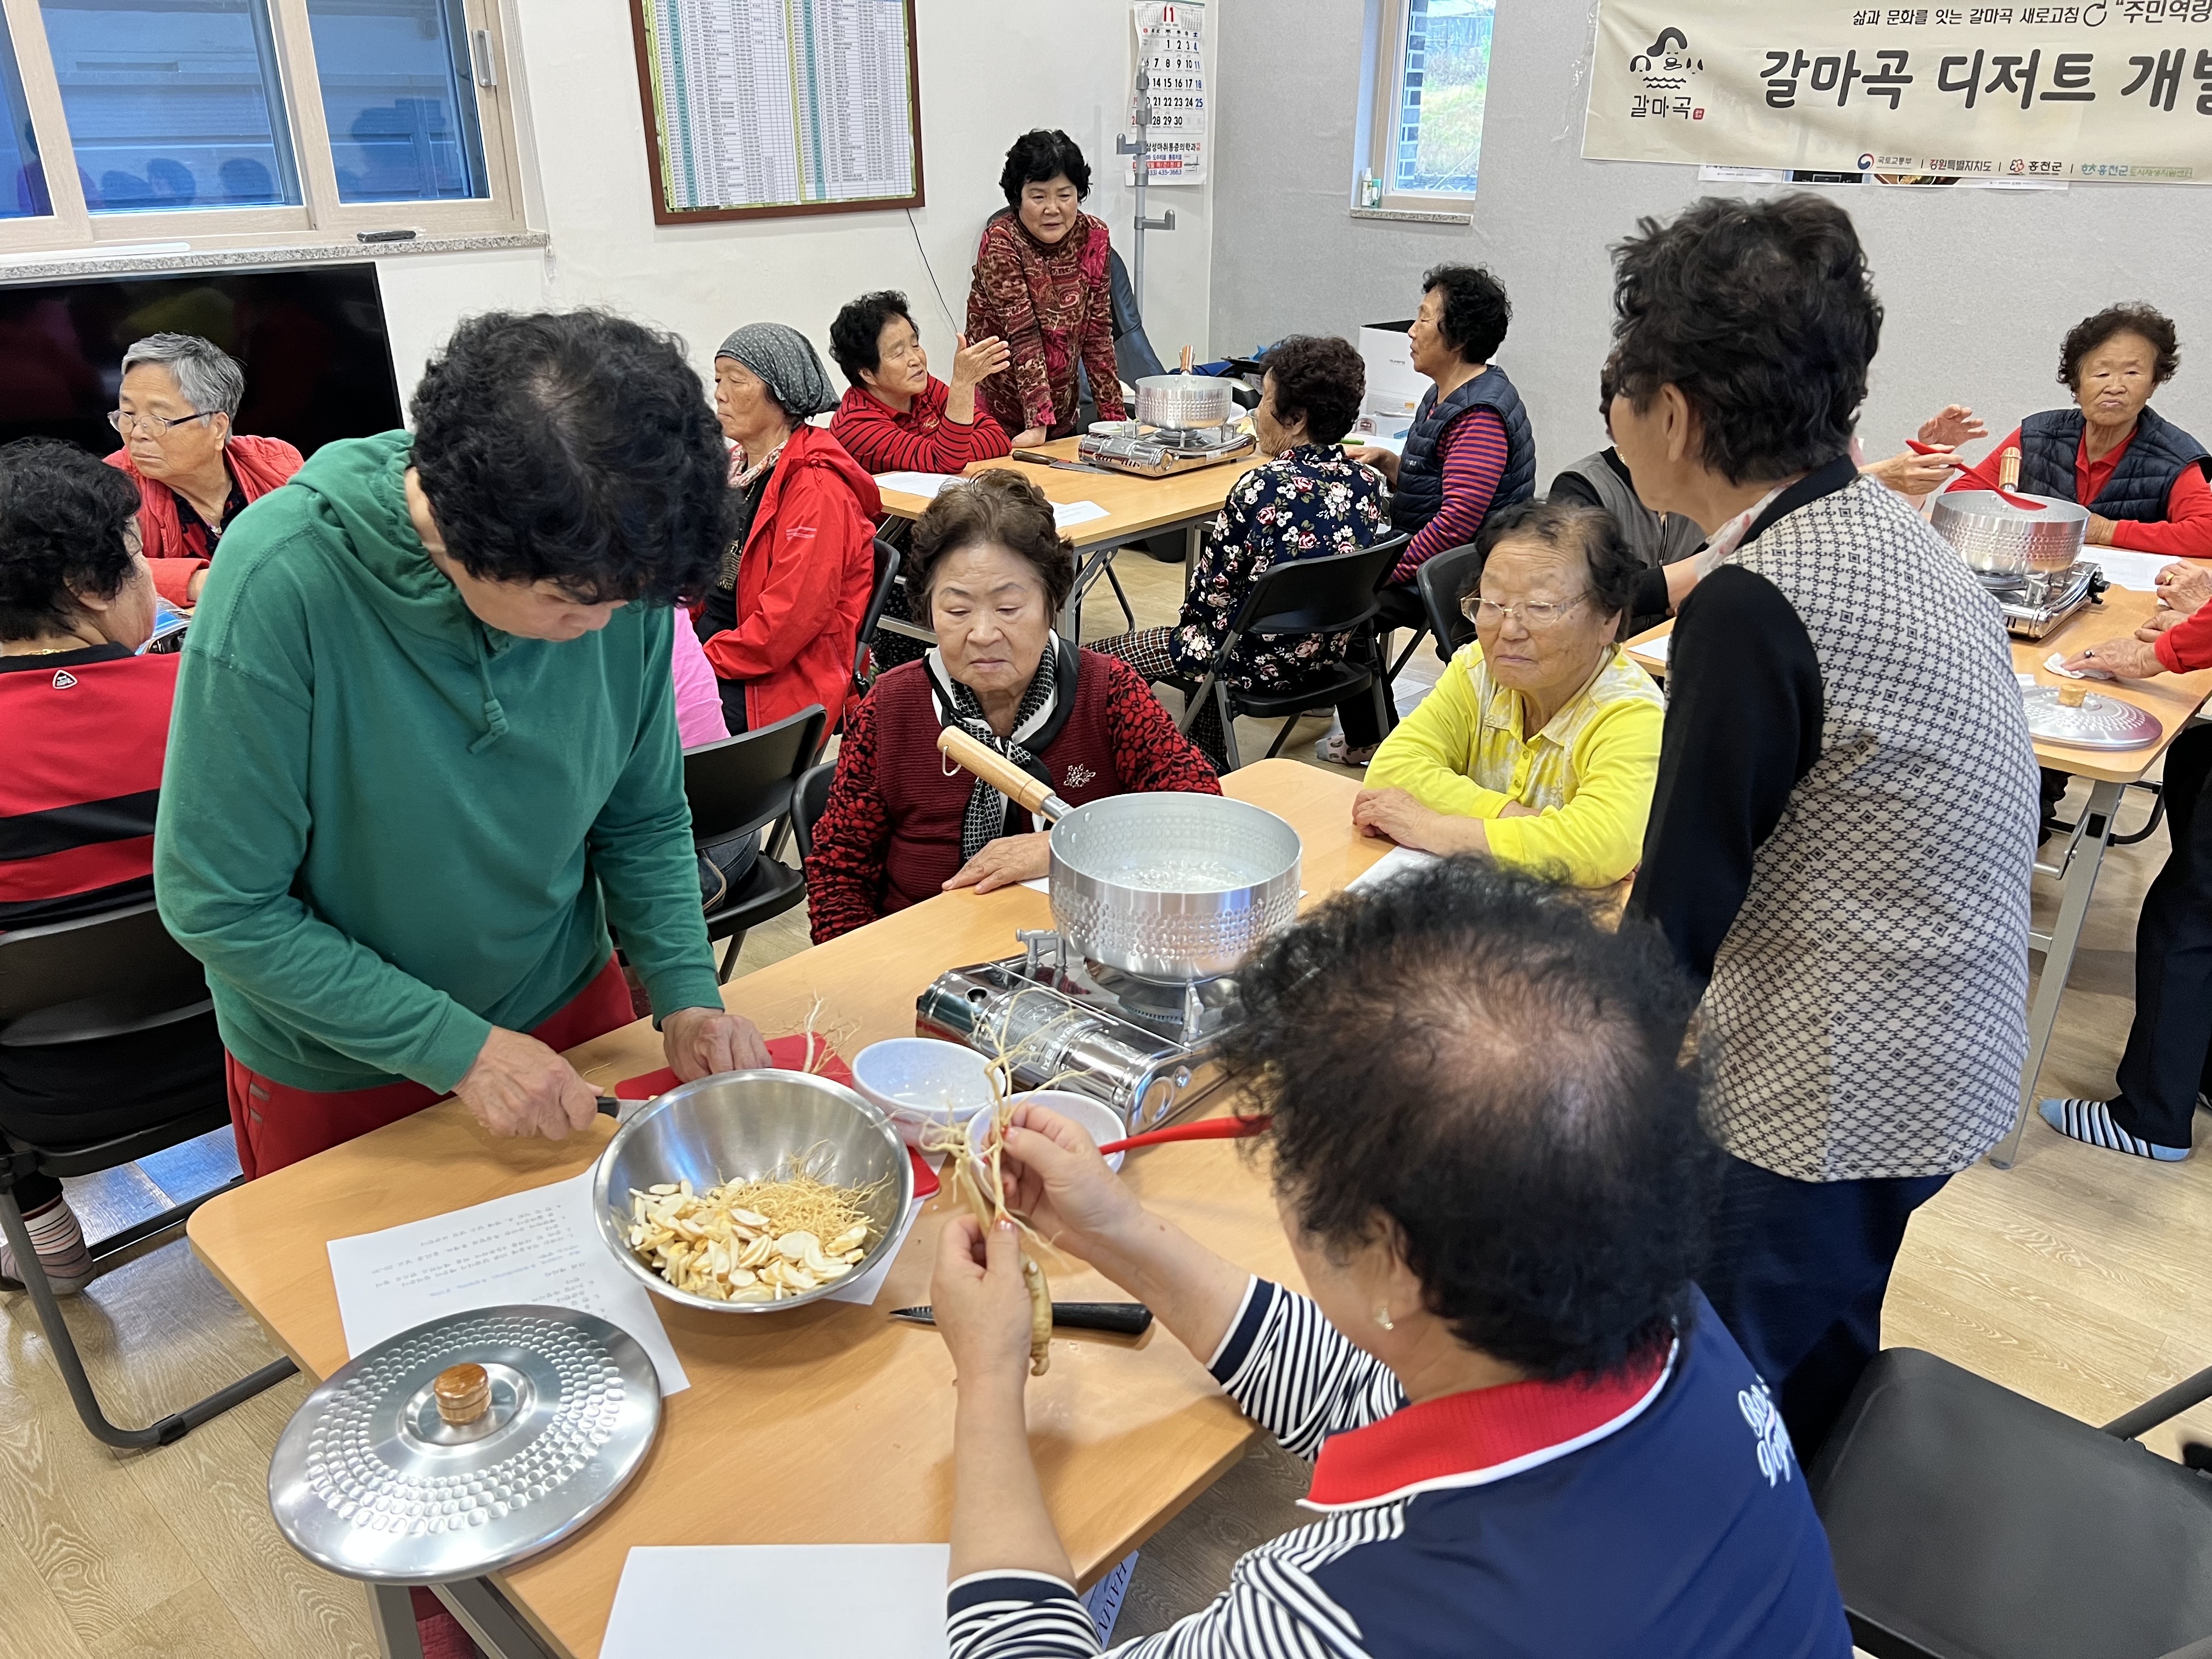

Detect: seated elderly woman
929,860,1854,1657
827,289,1012,475
804,470,1218,941
1352,500,1662,889
0,438,219,1297
1091,334,1388,768
104,331,302,605
695,323,881,733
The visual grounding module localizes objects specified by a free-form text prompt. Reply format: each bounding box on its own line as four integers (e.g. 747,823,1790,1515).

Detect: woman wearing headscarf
693,323,881,733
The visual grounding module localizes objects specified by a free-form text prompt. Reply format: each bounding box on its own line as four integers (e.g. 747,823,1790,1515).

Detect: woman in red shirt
827,290,1013,476
1946,303,2210,559
804,470,1217,941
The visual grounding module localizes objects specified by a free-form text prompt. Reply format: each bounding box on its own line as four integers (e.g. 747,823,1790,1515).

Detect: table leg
431,1578,560,1659
365,1585,426,1659
1990,776,2123,1170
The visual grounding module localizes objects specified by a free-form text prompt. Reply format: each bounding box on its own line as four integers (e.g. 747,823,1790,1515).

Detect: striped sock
2038,1098,2190,1163
0,1196,95,1295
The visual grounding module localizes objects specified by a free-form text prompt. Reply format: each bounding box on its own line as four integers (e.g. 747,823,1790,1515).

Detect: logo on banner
1627,25,1708,122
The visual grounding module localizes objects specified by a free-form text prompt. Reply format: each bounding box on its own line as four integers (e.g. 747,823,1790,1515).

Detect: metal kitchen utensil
1933,489,2088,577
1133,372,1236,431
2020,685,2163,749
591,1069,912,1315
268,1305,659,1583
889,1302,1154,1335
935,726,1302,983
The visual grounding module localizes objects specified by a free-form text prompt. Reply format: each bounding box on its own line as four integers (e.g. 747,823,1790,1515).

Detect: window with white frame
0,0,524,251
1364,0,1493,206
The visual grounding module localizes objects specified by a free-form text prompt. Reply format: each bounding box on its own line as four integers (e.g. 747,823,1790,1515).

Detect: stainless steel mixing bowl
590,1070,912,1314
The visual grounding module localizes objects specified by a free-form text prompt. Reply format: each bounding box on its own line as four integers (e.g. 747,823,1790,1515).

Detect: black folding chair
0,901,298,1448
682,706,827,983
1377,539,1479,681
1811,1346,2212,1659
853,538,902,696
1413,541,1485,667
1163,535,1408,771
791,760,839,864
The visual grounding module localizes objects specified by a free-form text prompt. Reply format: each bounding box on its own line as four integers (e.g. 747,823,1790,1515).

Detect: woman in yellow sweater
1353,499,1663,888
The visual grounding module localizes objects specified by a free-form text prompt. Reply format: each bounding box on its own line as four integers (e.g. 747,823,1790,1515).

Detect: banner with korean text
1583,3,2212,183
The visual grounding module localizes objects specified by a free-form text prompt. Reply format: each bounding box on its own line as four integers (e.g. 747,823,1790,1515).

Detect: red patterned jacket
804,650,1219,941
965,212,1125,438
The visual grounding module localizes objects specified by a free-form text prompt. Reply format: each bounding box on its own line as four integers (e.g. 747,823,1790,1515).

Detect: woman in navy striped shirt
930,859,1853,1658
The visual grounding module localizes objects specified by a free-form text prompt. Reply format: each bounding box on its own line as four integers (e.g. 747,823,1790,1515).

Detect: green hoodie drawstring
466,626,511,753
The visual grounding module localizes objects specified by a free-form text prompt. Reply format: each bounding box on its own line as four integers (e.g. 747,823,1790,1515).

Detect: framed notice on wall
628,0,924,224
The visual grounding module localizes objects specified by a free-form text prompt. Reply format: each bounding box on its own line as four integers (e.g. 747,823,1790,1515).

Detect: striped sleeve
1400,408,1509,579
949,1571,1103,1659
1209,1279,1406,1459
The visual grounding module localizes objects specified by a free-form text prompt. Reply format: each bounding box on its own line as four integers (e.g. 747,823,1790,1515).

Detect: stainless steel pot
1133,373,1236,431
937,726,1301,983
1932,489,2087,578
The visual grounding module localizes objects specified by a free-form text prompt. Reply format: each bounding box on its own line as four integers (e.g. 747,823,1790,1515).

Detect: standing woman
967,129,1126,447
695,324,880,735
1609,194,2040,1459
104,332,302,605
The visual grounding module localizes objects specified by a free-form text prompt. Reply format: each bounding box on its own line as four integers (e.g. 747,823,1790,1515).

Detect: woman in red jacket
695,324,881,734
104,332,302,605
804,470,1218,942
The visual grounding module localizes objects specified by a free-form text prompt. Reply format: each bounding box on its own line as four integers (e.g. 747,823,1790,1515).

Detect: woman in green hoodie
155,311,770,1179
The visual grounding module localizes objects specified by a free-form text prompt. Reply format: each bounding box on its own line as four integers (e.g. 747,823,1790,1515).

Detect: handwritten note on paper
2085,549,2173,592
875,471,964,500
1053,500,1110,531
601,1545,951,1659
327,1169,689,1395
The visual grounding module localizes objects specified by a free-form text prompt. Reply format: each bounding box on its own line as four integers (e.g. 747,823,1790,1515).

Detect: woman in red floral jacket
965,131,1127,447
805,470,1216,941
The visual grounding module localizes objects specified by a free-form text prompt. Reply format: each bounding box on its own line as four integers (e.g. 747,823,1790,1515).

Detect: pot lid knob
432,1362,491,1425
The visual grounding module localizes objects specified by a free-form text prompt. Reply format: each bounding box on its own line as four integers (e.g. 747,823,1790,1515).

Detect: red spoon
1097,1115,1273,1156
1908,439,2045,511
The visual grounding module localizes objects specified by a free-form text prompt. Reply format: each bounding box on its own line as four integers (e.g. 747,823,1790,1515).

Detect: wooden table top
874,435,1266,549
189,760,1379,1659
1624,578,2212,785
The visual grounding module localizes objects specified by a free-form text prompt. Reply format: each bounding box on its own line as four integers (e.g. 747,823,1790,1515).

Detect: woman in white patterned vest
1605,193,2041,1460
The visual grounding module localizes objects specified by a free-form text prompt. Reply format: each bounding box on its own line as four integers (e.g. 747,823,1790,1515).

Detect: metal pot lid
269,1305,659,1583
2021,685,2163,749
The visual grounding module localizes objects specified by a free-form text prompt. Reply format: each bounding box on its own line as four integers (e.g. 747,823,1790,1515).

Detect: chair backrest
681,704,828,846
0,899,212,1047
854,538,903,686
792,759,839,862
1415,541,1485,663
1228,533,1410,642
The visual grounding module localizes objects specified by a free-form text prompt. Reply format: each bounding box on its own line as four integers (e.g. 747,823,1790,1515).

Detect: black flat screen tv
0,262,404,458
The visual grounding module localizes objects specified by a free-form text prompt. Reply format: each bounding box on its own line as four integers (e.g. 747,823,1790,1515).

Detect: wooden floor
4,545,2205,1657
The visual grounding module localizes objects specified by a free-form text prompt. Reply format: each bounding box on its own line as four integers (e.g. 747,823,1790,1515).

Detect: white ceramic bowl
850,1037,998,1149
966,1090,1128,1175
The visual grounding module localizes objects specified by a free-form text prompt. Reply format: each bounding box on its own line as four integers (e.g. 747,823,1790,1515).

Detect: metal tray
2021,685,2163,750
269,1305,659,1583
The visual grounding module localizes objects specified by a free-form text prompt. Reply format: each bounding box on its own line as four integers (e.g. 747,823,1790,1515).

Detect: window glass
307,0,488,203
1390,0,1491,196
36,0,301,212
1,12,49,219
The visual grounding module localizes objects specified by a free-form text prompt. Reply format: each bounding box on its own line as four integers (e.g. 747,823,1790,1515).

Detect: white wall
1209,0,2212,481
376,1,1214,408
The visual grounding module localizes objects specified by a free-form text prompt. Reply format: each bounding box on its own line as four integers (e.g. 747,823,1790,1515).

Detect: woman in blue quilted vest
1946,303,2210,560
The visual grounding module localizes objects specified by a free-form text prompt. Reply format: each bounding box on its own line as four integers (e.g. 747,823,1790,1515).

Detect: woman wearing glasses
104,332,302,606
1351,499,1662,889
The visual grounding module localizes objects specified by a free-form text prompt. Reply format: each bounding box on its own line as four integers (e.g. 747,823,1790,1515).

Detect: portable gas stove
915,930,1246,1135
1076,425,1256,479
1978,562,2104,640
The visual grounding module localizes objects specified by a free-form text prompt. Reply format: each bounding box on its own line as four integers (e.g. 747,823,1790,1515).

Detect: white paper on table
600,1545,951,1659
2084,549,2173,592
875,471,963,500
327,1169,690,1395
1629,631,1672,664
1346,844,1442,894
824,1198,923,1306
1053,500,1109,530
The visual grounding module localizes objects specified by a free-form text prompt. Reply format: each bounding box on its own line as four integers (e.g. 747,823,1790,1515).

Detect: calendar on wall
1125,1,1208,185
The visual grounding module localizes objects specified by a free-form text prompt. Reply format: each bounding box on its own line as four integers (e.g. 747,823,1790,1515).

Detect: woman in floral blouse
1094,335,1388,767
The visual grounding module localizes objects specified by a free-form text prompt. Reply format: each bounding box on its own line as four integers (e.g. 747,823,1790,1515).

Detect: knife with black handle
890,1302,1154,1335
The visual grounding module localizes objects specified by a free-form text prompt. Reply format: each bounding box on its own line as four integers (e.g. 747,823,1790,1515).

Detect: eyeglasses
1462,592,1593,629
108,409,218,438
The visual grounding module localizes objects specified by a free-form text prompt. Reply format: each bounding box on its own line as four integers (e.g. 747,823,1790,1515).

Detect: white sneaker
1314,731,1378,768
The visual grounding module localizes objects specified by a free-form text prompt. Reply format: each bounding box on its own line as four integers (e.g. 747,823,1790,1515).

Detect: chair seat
1811,1347,2212,1659
18,1102,234,1182
702,855,806,943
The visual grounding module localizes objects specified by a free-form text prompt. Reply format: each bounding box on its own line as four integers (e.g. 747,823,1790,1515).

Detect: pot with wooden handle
935,725,1302,983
